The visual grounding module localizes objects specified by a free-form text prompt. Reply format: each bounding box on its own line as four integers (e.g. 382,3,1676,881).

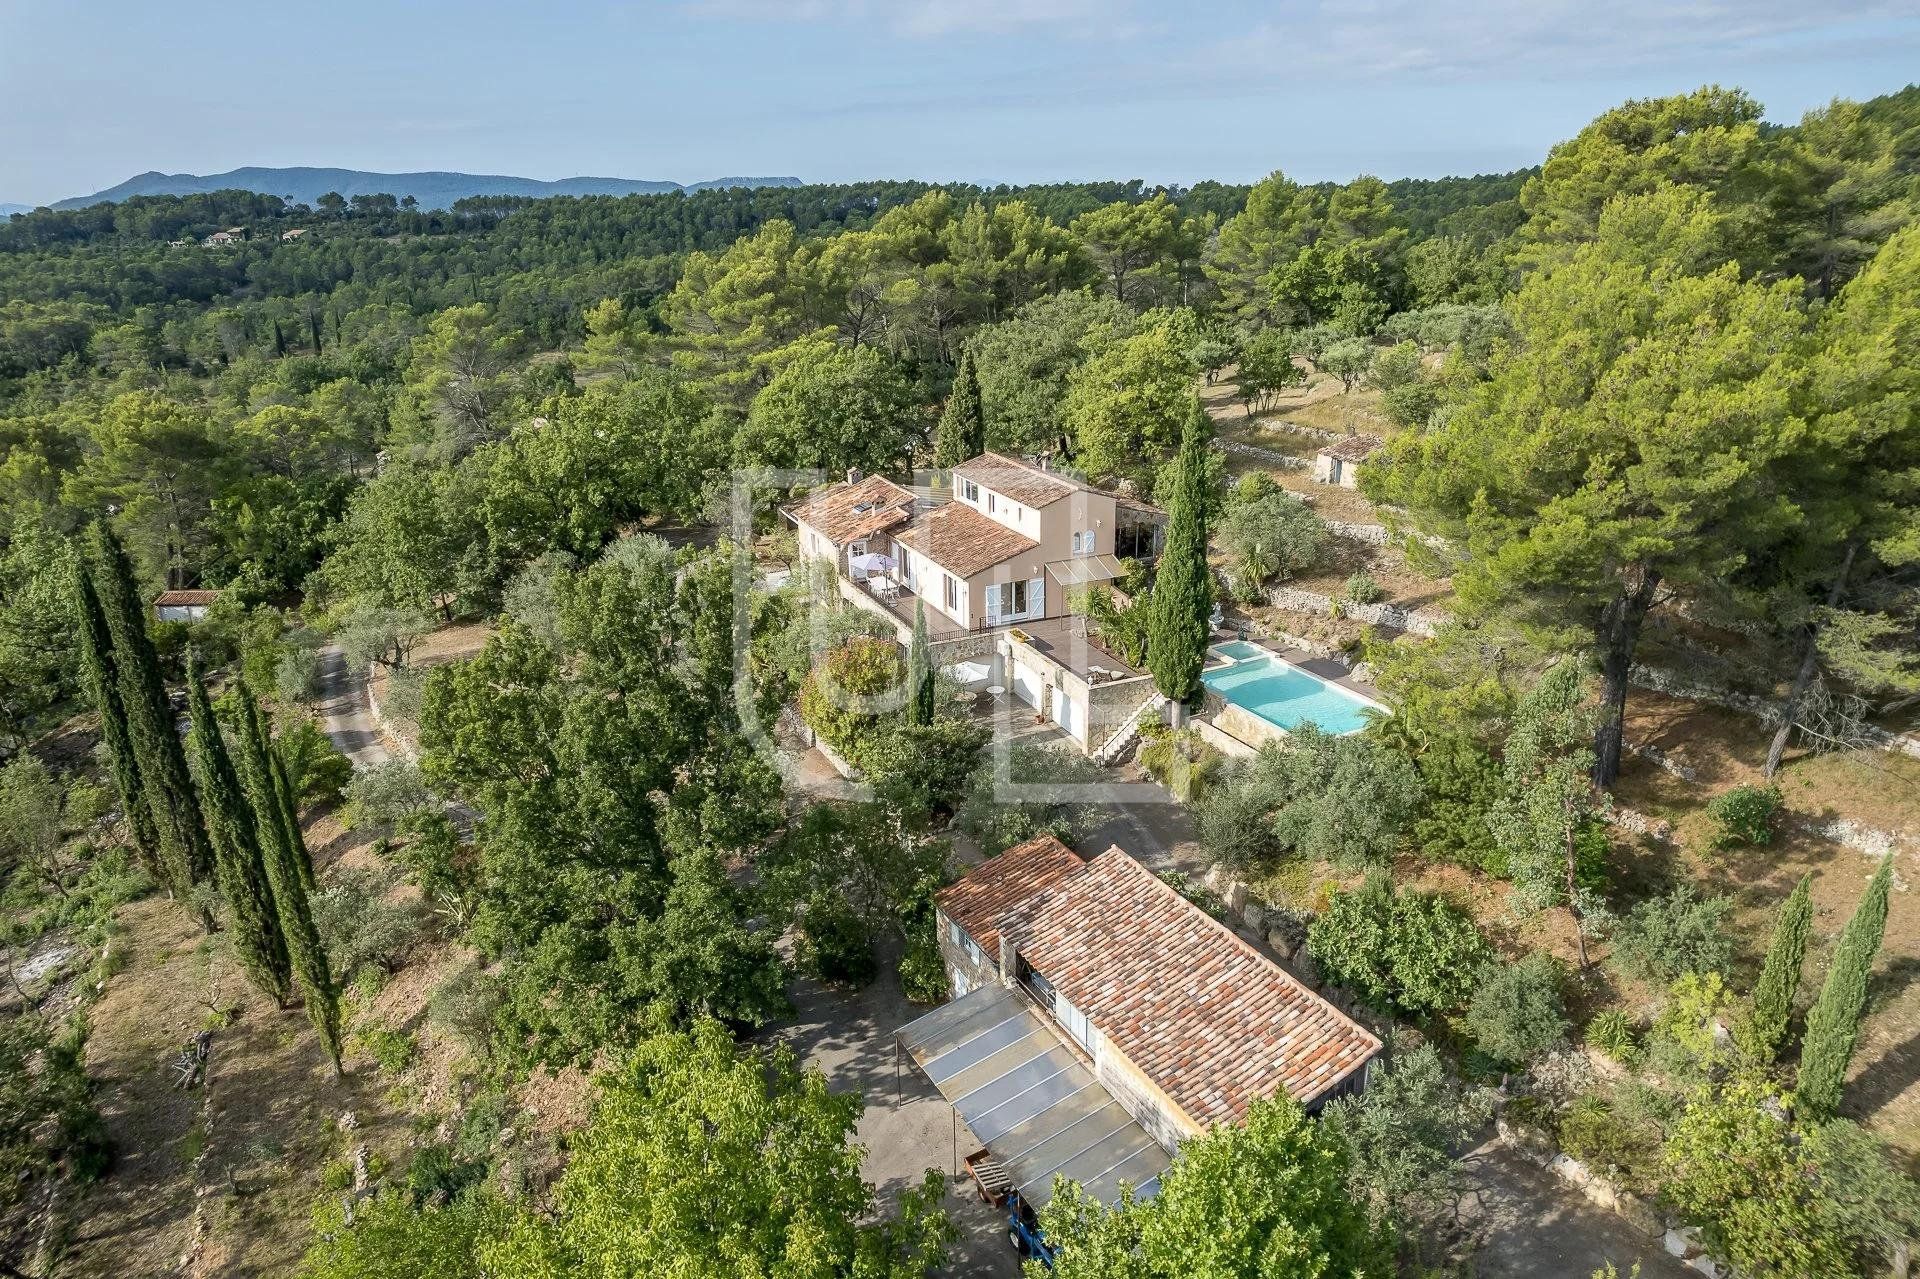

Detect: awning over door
1044,555,1130,589
895,984,1170,1210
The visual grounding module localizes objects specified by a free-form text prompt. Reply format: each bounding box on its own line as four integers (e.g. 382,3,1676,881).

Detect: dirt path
315,645,389,769
57,899,211,1277
1458,1139,1691,1278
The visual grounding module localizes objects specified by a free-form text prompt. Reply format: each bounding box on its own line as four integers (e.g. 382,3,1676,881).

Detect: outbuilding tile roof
892,500,1039,578
152,589,222,607
952,452,1080,508
1320,434,1385,462
936,834,1085,956
783,474,916,546
940,839,1382,1127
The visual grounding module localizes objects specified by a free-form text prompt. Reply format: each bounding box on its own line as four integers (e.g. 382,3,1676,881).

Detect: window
987,492,995,513
1006,579,1030,615
849,539,867,556
944,574,959,612
960,479,979,502
1072,530,1094,555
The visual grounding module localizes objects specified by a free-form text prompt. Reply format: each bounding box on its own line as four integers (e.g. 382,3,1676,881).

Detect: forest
0,80,1917,1279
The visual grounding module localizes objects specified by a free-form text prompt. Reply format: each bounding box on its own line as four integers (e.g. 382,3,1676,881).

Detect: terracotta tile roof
935,834,1085,956
1321,434,1384,462
152,589,222,607
947,843,1382,1125
952,452,1080,508
892,500,1038,579
782,474,915,546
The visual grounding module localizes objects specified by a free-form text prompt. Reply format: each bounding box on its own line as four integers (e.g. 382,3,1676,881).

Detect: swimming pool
1202,649,1379,736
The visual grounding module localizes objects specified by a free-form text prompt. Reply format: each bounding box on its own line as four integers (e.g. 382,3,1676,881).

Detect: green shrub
1307,876,1491,1016
1556,1089,1665,1191
897,883,948,1005
277,714,353,806
344,760,441,831
356,1026,417,1076
795,888,877,987
1609,886,1733,985
1584,1009,1639,1064
1159,871,1229,920
1707,783,1783,849
1410,734,1505,875
1343,572,1384,606
1137,725,1219,803
1464,952,1567,1066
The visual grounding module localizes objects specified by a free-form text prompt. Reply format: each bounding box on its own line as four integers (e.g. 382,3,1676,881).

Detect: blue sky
2,0,1917,206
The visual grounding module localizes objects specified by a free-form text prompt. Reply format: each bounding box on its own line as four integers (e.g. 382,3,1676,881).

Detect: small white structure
1312,435,1384,488
152,589,221,623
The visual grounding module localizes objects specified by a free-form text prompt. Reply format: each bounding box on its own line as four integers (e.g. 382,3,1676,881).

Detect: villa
783,454,1168,753
896,834,1380,1212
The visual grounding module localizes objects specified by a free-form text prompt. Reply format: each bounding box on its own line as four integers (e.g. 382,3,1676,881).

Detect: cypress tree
907,600,935,728
230,680,342,1074
249,695,317,895
185,656,292,1006
1750,873,1812,1062
87,524,215,911
1797,858,1893,1116
74,562,162,874
1146,400,1215,723
933,349,986,468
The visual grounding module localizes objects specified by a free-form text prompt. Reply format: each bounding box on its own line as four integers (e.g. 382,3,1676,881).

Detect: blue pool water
1202,654,1377,735
1210,640,1267,661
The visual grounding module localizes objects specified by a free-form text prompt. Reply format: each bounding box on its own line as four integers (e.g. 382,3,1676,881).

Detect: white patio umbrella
849,552,896,576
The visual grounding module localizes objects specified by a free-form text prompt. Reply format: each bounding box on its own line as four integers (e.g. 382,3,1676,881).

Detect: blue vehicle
1005,1189,1056,1268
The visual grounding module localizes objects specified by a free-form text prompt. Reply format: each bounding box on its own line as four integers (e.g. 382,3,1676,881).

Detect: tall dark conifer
87,524,214,914
185,656,292,1005
251,696,317,895
1750,873,1812,1062
230,680,342,1073
74,562,161,873
907,601,935,728
1798,858,1892,1116
1146,400,1216,722
934,349,986,468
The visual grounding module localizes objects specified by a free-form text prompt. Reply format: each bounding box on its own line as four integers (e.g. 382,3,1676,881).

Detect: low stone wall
1324,520,1391,546
926,630,1000,668
1629,663,1920,763
1265,585,1441,637
364,666,419,761
1216,439,1309,469
1234,615,1351,664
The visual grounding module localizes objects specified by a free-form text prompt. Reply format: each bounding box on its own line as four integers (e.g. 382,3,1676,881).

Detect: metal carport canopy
896,983,1170,1210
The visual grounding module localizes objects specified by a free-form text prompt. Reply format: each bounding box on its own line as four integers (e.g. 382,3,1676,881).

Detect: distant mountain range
30,167,803,212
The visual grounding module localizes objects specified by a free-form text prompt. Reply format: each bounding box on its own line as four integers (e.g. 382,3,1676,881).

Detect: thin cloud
688,0,1116,38
1205,0,1919,80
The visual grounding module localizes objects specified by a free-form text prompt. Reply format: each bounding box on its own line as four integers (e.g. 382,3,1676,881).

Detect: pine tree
1798,858,1893,1116
1750,874,1812,1061
229,680,342,1073
73,561,161,874
933,349,986,467
87,524,214,913
1146,400,1215,722
907,600,935,728
185,656,292,1005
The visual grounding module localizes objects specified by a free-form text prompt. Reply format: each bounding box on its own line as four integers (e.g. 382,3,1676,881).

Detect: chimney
1038,455,1050,472
847,466,862,485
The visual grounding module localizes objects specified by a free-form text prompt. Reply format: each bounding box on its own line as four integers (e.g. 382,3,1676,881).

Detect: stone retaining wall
1216,439,1309,468
1265,585,1441,637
